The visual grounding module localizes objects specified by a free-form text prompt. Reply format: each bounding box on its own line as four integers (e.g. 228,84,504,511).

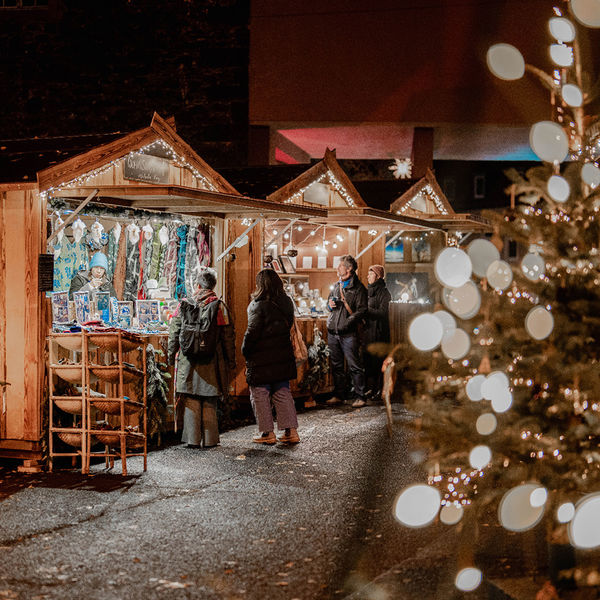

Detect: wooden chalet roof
266,149,367,208
36,113,239,195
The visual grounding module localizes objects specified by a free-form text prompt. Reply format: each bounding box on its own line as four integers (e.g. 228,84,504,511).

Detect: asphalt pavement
0,404,504,599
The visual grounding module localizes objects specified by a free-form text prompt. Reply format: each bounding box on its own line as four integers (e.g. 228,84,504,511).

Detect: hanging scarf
162,223,180,296
174,225,189,299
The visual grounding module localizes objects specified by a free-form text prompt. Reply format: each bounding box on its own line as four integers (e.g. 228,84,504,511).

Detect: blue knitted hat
89,252,108,271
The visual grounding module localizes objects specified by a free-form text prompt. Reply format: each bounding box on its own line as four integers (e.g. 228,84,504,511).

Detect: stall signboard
123,152,170,184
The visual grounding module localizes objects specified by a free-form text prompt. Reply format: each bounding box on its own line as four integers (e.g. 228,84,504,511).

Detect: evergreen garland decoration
145,344,170,447
299,327,330,394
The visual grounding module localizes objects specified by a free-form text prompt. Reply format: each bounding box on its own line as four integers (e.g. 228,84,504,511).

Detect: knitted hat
89,252,108,272
368,264,385,279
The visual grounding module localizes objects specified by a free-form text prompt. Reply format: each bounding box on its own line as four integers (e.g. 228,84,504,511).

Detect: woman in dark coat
364,264,391,400
242,268,300,444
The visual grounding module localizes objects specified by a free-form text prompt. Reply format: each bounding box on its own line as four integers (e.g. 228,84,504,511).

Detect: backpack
178,298,220,361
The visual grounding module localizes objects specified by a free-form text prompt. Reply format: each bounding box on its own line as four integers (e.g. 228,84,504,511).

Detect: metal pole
217,218,261,262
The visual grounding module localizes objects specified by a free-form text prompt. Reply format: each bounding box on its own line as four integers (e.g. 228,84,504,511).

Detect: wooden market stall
0,113,326,469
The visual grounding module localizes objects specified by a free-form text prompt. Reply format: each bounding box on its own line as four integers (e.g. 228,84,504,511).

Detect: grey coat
167,297,236,398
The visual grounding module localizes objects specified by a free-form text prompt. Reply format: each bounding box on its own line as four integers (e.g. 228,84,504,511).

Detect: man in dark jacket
364,264,392,401
326,255,368,407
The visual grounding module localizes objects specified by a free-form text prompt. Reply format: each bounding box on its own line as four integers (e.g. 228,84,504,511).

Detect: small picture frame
271,259,282,273
136,299,161,326
96,291,110,323
51,291,70,324
73,291,90,324
278,255,296,274
116,301,133,328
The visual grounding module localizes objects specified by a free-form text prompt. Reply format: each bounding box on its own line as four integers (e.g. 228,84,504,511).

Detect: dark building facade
0,0,249,167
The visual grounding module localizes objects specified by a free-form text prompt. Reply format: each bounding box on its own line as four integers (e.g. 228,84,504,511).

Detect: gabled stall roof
37,113,239,196
389,169,490,232
267,149,367,208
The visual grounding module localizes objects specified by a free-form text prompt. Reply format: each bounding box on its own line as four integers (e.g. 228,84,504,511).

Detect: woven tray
91,398,142,415
89,365,142,383
51,333,97,352
93,431,145,448
53,365,85,384
88,333,142,354
56,431,83,447
54,397,83,414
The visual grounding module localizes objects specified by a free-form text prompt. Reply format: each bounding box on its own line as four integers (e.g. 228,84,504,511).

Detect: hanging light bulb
297,225,303,231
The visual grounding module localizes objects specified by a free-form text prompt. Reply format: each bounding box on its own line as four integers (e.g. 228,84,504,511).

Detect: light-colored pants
250,381,298,433
181,395,220,447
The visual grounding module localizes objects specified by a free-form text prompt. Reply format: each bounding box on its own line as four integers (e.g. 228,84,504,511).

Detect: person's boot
277,428,300,443
252,431,276,444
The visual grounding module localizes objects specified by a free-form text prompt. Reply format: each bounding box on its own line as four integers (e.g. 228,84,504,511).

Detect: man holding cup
326,255,368,407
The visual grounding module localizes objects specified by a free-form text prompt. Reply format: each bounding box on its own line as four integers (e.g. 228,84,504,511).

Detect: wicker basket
89,365,142,383
56,431,83,447
94,431,144,448
52,333,97,352
54,397,83,414
91,398,142,415
53,365,85,384
89,333,142,354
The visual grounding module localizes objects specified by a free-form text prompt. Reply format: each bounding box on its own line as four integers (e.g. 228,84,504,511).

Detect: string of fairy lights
281,170,357,207
39,139,218,198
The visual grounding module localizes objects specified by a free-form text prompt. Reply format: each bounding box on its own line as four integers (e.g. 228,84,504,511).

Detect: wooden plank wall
225,220,263,399
0,192,6,439
1,190,44,443
357,232,384,284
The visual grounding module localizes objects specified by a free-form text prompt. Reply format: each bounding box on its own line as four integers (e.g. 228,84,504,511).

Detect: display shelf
47,330,148,475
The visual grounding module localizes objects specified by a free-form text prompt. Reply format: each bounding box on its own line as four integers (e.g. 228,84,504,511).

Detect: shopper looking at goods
242,268,300,445
168,267,236,449
326,254,368,407
69,251,117,299
364,264,391,401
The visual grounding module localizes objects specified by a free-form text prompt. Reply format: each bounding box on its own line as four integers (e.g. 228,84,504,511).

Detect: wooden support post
47,188,99,248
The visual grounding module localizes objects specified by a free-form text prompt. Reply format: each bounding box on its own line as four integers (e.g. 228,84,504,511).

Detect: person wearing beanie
362,264,391,404
69,251,117,299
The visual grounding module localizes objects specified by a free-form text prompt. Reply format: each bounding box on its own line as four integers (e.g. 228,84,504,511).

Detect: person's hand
328,298,337,309
90,277,103,288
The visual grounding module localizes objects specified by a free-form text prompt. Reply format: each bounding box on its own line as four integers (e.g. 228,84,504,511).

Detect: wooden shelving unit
48,330,147,475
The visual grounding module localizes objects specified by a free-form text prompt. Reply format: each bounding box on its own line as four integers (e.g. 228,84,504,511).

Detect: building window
473,175,486,199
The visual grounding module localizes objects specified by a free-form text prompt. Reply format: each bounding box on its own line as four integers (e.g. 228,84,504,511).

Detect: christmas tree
391,1,600,592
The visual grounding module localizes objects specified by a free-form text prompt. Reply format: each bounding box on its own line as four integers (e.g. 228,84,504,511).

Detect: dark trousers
365,351,384,395
328,332,366,400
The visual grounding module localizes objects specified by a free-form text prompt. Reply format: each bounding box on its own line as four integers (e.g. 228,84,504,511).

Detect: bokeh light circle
434,248,473,288
550,44,574,67
530,487,548,508
557,502,575,523
549,17,576,42
448,281,481,319
476,413,497,435
525,306,554,340
466,374,486,401
467,238,500,278
529,121,569,163
486,260,513,290
440,503,464,525
582,162,600,188
491,388,513,413
547,174,570,202
408,313,444,351
455,567,482,592
569,493,600,549
521,252,546,281
499,484,546,532
394,484,441,528
481,371,510,400
562,83,583,107
487,43,525,80
434,310,457,337
572,0,600,27
441,328,471,360
469,445,492,470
